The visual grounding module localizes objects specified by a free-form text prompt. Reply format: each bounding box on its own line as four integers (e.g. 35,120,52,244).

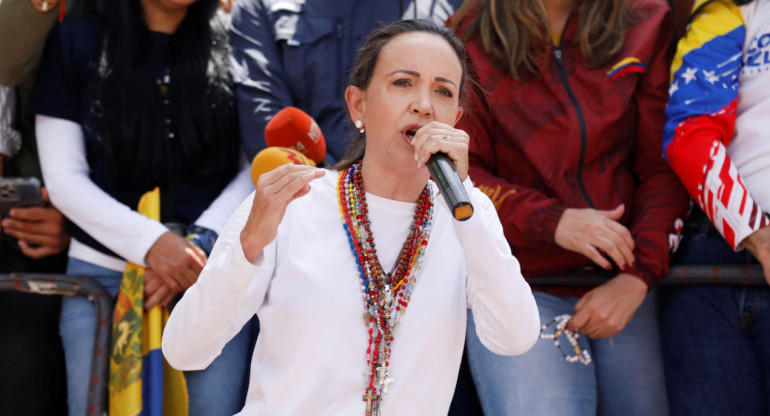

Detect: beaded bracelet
539,314,592,365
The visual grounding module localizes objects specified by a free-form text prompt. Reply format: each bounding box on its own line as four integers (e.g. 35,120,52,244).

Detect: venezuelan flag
109,188,189,416
607,57,648,80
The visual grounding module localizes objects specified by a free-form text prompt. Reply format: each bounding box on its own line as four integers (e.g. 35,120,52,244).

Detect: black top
31,16,237,258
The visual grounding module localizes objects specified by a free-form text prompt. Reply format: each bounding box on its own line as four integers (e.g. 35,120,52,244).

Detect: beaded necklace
539,314,592,365
337,162,434,416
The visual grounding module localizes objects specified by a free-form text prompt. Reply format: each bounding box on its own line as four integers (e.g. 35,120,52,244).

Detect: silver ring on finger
443,135,451,142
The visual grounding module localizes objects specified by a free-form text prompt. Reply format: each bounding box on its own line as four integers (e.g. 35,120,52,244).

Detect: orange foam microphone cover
250,147,316,185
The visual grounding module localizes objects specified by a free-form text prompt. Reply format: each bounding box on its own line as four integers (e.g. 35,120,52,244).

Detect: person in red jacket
449,0,689,414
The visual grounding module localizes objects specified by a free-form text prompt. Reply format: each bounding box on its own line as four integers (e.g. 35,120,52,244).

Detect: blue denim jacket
229,0,463,164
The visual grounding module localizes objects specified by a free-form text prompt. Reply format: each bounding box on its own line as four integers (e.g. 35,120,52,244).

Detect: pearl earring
355,120,365,134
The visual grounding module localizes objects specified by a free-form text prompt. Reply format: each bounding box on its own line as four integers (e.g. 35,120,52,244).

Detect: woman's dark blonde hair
334,19,467,171
449,0,630,79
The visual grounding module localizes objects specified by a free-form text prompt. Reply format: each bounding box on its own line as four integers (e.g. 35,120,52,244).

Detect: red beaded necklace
337,162,434,416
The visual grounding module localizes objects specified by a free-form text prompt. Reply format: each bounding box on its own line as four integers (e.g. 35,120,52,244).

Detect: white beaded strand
539,314,592,365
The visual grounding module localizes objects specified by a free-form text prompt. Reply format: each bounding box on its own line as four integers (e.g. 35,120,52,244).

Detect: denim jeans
660,210,770,416
466,290,669,416
60,258,259,416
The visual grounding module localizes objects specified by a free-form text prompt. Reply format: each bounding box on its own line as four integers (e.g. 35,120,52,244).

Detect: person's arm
456,179,540,355
621,3,690,288
664,0,767,250
163,194,272,370
37,115,209,299
565,4,691,339
164,163,323,369
35,115,169,264
0,0,60,86
664,0,770,284
229,0,295,160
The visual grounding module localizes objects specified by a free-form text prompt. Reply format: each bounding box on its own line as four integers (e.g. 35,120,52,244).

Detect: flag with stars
663,0,744,153
662,0,769,249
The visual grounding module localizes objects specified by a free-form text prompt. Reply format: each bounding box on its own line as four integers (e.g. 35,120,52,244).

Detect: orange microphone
250,147,316,185
264,107,327,164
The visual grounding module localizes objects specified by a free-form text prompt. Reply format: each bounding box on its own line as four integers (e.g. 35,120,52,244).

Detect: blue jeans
467,290,668,416
660,210,770,416
60,258,259,416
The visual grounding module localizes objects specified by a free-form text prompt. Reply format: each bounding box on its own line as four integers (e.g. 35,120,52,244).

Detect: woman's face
347,32,464,176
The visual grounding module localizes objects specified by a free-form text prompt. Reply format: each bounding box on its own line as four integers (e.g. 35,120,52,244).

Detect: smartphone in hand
0,177,46,218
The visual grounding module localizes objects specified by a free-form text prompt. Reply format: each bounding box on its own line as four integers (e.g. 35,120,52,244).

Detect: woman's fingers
595,235,631,270
411,122,470,179
555,207,636,269
241,165,324,263
581,244,612,270
261,165,320,197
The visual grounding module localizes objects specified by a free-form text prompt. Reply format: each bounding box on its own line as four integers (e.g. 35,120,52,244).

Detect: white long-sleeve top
35,115,255,271
163,170,539,416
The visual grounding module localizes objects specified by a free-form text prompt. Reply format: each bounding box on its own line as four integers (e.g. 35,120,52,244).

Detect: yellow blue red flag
109,187,189,416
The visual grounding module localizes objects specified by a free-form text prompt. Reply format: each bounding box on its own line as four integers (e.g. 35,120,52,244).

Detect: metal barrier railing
0,265,764,415
526,265,766,286
0,273,112,416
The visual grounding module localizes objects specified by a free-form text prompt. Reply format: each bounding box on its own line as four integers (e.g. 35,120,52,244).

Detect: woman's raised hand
411,121,470,181
554,204,635,270
240,164,325,263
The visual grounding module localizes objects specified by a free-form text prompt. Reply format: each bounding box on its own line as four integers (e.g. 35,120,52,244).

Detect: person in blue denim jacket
230,0,463,164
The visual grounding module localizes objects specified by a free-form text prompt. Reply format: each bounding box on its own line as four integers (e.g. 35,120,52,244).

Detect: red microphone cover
264,106,327,164
251,147,316,185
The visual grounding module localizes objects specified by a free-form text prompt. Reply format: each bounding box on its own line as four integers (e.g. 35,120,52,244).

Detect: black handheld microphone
426,153,473,221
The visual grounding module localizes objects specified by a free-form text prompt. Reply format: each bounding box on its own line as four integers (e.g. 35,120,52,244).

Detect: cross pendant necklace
362,388,380,416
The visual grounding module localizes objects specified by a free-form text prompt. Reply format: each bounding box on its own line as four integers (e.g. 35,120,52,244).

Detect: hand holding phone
0,177,46,219
1,180,69,259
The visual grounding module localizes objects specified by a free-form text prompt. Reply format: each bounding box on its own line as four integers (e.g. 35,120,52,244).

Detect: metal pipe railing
0,264,765,415
0,273,112,416
522,265,765,286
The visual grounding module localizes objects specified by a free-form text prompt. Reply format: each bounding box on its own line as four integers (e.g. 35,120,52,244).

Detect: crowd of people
0,0,768,415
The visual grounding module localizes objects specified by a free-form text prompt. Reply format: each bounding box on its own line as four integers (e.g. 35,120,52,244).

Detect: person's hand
29,0,59,13
554,204,635,270
411,121,470,180
741,226,770,286
1,188,70,259
145,231,207,293
241,164,325,262
144,268,182,310
566,273,648,338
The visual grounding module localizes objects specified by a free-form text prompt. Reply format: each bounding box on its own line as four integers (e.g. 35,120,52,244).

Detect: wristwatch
185,225,218,256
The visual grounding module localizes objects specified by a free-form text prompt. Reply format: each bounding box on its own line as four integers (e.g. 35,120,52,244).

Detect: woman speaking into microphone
163,19,539,416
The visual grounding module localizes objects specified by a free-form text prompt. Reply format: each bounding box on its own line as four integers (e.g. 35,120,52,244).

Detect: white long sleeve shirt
163,170,539,416
35,115,254,271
